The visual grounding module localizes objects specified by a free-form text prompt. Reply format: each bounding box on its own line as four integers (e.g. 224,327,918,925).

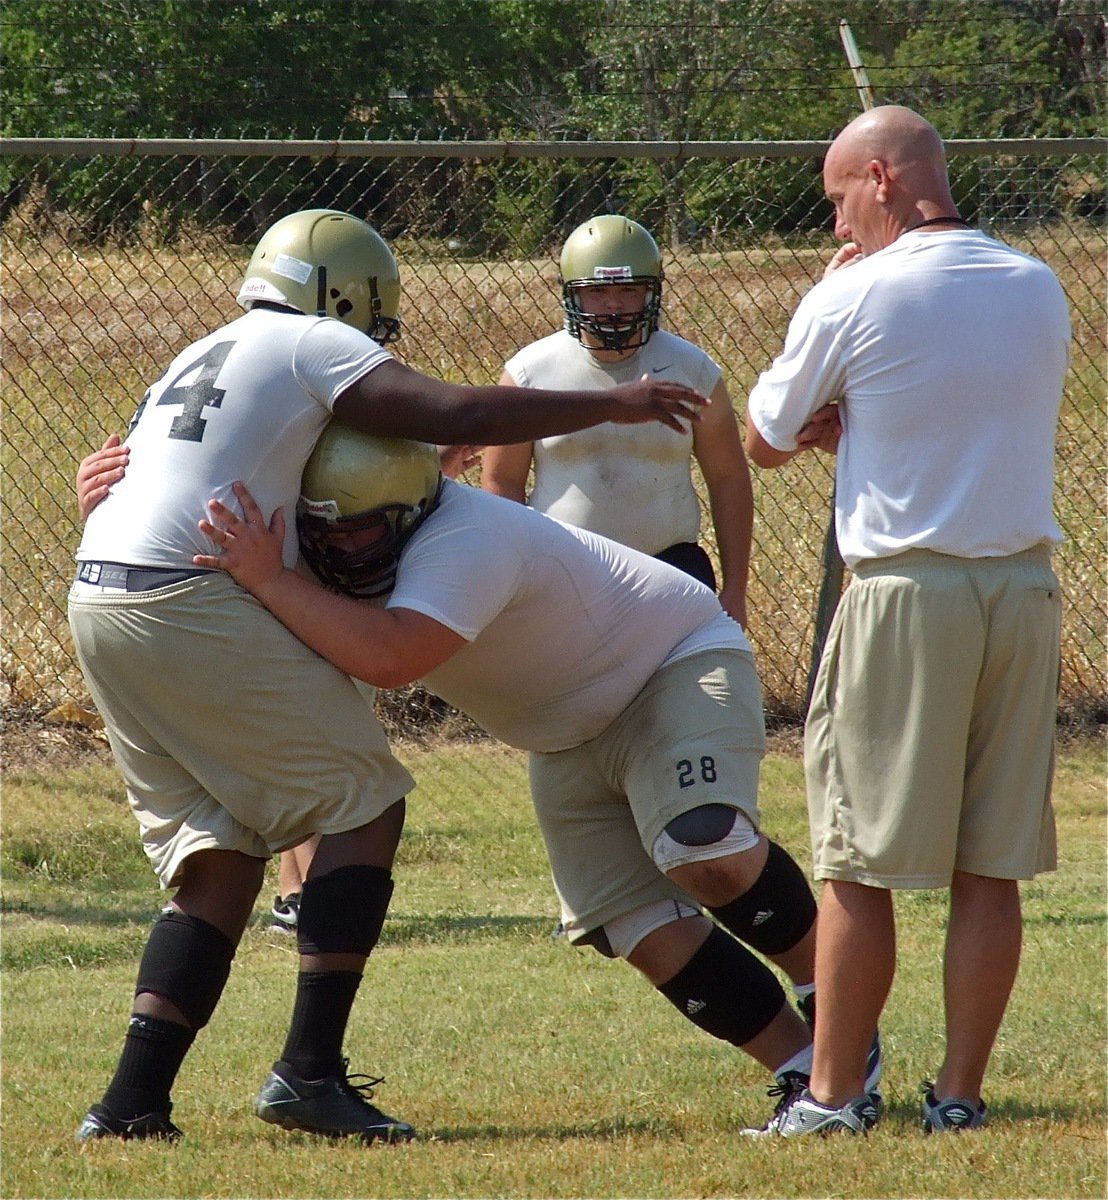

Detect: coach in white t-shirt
743,106,1070,1137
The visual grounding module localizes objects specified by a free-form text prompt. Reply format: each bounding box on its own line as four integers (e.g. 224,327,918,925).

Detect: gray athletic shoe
740,1070,809,1137
254,1060,415,1143
774,1088,882,1137
920,1081,988,1133
742,1074,884,1138
268,892,300,933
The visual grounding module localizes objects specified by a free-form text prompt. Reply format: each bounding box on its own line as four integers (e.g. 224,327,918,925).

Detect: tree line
2,0,1103,248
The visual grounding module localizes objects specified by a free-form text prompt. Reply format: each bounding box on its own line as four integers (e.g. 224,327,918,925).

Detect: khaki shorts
529,648,765,941
805,547,1060,888
68,573,414,888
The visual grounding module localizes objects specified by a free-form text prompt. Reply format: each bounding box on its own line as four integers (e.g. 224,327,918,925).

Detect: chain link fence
3,139,1105,737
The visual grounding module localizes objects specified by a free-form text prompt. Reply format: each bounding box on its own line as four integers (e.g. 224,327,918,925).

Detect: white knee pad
651,808,760,872
603,898,702,959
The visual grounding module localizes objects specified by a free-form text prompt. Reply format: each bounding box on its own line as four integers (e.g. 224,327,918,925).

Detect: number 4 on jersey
129,341,235,442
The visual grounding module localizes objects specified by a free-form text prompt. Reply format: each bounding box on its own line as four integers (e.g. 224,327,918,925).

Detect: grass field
2,735,1104,1199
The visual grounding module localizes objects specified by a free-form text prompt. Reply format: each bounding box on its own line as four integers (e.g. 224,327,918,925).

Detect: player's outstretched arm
194,482,465,688
76,433,129,519
333,361,708,446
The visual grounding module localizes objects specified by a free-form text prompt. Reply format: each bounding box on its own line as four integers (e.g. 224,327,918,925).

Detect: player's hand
607,375,709,432
438,443,484,479
76,433,129,520
796,403,843,455
194,481,286,596
717,583,748,631
824,242,864,278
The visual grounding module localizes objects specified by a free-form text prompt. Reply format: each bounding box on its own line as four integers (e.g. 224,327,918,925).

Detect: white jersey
504,328,722,553
77,308,392,569
746,230,1069,567
387,481,749,752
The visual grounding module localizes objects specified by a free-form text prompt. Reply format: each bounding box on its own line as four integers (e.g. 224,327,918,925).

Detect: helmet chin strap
315,265,328,316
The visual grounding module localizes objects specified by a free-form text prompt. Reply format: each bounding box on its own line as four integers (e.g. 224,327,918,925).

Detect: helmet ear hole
235,209,401,341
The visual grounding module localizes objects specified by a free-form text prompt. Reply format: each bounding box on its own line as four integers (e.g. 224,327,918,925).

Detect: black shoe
269,892,300,933
76,1102,182,1143
797,992,883,1093
254,1060,415,1143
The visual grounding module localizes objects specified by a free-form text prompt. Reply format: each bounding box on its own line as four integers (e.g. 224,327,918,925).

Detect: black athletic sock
100,1014,195,1117
279,970,362,1080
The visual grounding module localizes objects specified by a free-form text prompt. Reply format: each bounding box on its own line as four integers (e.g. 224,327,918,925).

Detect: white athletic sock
775,1043,813,1080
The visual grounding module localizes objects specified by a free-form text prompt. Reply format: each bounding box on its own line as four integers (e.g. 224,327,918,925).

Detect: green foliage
887,0,1098,137
2,0,1100,237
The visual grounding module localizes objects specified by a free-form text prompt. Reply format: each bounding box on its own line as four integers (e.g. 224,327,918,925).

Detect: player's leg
254,800,416,1143
78,847,265,1142
626,650,818,1000
271,836,319,932
528,719,813,1131
600,908,812,1076
663,821,817,989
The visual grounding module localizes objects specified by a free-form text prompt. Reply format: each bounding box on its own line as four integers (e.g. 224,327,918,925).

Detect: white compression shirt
504,328,722,553
387,481,748,752
747,230,1070,567
77,308,391,569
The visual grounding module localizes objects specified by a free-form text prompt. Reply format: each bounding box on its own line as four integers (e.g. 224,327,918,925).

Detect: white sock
775,1043,813,1080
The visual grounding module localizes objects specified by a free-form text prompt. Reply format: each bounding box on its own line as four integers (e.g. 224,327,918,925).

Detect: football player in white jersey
187,425,882,1134
69,209,708,1146
482,214,753,627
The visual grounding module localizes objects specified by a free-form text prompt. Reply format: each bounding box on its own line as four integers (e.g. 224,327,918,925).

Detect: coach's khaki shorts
805,547,1060,888
529,648,765,942
68,573,414,887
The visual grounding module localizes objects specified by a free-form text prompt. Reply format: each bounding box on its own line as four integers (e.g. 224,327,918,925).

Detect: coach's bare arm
744,402,842,468
195,482,463,688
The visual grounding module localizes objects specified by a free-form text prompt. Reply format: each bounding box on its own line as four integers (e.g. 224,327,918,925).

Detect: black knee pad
657,926,786,1046
664,804,738,846
135,910,235,1029
577,926,617,958
708,839,817,956
297,864,393,957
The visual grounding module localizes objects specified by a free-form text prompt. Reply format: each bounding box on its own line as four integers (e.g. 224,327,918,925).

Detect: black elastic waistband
76,561,213,591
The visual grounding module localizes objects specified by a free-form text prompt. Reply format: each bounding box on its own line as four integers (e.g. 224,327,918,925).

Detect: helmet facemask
297,478,443,599
562,276,663,351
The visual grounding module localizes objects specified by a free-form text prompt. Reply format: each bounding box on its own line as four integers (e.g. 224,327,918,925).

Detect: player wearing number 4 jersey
69,208,709,1146
191,423,881,1134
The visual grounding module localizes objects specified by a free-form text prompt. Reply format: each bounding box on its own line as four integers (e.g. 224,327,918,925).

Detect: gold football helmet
297,423,443,597
559,214,663,350
237,209,401,344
